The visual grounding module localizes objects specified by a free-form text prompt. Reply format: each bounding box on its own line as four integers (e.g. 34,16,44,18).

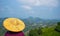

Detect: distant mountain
0,17,59,25
21,17,60,25
0,17,60,32
0,17,8,27
21,17,43,25
0,17,60,26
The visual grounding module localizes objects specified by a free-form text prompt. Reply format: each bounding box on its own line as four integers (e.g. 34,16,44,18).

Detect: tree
55,22,60,32
57,22,60,25
29,28,42,36
37,27,42,35
29,29,39,36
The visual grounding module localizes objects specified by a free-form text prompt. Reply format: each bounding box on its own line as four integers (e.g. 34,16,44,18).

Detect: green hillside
0,18,60,36
25,26,60,36
25,22,60,36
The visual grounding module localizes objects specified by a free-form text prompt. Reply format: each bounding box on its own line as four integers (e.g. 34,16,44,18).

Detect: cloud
18,0,58,7
21,5,32,10
21,5,35,14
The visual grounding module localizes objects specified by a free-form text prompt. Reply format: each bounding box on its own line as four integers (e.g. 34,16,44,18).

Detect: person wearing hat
3,18,25,36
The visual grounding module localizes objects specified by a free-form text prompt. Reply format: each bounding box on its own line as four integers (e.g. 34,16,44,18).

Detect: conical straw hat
3,18,25,32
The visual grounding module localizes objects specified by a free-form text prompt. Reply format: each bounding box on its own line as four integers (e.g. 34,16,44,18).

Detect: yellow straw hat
3,18,25,32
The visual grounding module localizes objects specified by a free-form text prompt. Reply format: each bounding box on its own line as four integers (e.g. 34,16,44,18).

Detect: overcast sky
0,0,60,19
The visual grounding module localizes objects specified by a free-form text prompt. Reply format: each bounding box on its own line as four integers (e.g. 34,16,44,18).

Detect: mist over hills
0,17,60,32
22,17,60,24
21,17,60,32
0,17,60,26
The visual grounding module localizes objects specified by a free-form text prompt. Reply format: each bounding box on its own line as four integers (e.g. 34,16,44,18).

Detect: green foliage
57,22,60,25
42,26,60,36
0,28,7,36
37,27,42,35
29,27,42,36
55,22,60,32
25,25,60,36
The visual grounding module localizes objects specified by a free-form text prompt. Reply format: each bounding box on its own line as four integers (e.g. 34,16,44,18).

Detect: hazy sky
0,0,60,19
